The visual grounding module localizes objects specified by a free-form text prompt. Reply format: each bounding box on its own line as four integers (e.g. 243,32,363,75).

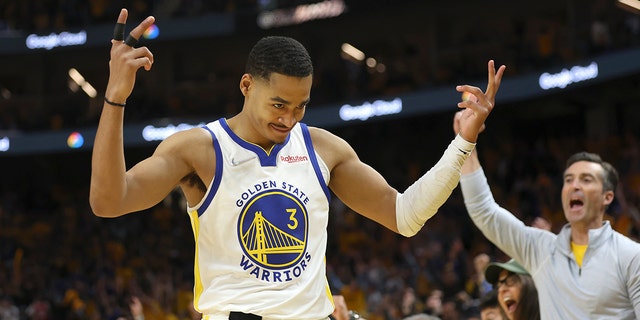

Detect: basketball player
90,8,506,320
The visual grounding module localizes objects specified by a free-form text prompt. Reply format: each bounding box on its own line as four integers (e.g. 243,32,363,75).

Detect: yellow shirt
571,241,588,267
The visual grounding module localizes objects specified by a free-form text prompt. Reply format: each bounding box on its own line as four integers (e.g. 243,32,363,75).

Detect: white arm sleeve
395,134,475,237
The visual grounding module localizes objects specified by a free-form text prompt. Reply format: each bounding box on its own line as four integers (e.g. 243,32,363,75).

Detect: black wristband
104,97,126,107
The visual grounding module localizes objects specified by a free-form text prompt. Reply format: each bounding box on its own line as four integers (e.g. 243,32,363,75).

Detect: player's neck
226,115,276,151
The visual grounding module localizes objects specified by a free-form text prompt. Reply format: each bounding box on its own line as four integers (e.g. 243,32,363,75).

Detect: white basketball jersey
187,118,334,319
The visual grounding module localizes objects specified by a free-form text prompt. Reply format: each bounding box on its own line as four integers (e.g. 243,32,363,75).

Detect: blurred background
0,0,639,319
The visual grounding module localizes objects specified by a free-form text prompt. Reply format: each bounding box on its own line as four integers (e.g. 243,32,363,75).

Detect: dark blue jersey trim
219,118,289,167
198,124,223,217
300,123,331,203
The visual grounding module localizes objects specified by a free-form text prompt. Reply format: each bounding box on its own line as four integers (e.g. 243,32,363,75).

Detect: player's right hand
105,8,155,105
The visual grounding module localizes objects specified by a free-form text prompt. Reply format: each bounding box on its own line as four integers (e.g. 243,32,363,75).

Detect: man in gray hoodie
452,111,640,319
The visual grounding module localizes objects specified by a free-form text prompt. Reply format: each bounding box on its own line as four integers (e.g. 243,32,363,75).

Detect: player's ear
240,74,252,96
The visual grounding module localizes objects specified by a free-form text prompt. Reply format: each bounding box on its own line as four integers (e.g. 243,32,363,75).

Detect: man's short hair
245,36,313,80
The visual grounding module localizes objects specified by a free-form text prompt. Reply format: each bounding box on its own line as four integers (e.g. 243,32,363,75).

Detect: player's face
245,72,312,148
561,161,612,227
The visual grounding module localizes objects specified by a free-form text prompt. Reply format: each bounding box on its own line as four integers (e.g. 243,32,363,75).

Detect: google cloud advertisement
1,48,639,156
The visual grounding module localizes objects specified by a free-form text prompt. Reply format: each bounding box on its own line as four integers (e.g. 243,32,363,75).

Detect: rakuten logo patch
280,155,309,163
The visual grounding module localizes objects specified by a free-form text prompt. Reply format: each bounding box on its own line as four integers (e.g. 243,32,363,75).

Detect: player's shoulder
158,126,213,154
306,126,355,165
307,126,344,147
159,127,216,174
307,125,330,136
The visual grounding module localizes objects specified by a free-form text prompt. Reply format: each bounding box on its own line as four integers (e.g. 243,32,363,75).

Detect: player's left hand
454,60,506,142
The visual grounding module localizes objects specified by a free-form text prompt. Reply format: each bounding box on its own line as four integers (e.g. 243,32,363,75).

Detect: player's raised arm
90,9,186,218
326,60,506,236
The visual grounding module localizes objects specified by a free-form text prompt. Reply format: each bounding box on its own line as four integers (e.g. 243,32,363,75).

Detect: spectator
455,109,640,319
484,260,539,320
478,289,505,320
0,296,19,320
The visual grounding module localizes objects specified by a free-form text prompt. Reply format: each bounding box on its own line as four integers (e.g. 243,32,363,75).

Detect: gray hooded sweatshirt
461,168,640,319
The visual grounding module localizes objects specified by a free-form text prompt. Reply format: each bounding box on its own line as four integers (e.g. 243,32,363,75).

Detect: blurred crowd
1,0,640,319
0,0,639,132
1,112,640,319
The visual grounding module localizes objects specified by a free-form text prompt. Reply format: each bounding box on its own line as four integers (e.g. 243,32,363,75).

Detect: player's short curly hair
245,36,313,80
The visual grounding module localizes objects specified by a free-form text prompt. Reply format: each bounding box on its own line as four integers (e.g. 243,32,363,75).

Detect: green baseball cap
485,259,529,284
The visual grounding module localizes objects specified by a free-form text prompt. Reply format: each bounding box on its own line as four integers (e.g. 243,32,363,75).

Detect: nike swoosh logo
231,156,256,166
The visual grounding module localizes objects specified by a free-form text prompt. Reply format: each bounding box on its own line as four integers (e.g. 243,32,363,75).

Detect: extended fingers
111,9,155,67
455,60,506,123
117,8,128,24
485,60,506,102
113,9,128,41
113,23,125,41
487,60,495,93
112,8,155,47
128,16,155,44
124,34,138,47
495,64,506,88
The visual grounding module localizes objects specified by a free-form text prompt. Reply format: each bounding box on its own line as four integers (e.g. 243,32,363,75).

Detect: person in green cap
484,259,539,320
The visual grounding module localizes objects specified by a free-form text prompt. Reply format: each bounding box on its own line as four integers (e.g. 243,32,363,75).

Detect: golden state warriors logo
238,190,308,270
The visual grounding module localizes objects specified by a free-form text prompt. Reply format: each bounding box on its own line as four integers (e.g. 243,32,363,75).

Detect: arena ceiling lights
340,43,386,73
257,0,346,29
68,68,97,98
